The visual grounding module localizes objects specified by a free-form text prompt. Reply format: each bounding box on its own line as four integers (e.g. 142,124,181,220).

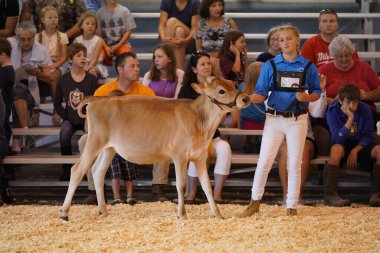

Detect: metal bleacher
6,1,376,193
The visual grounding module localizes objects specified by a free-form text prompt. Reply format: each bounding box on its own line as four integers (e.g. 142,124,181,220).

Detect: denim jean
60,120,84,170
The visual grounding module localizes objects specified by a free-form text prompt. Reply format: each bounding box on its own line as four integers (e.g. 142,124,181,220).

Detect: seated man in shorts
325,84,380,207
10,22,55,152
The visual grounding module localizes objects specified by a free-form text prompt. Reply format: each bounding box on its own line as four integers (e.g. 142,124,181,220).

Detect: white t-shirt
96,3,136,46
35,31,69,63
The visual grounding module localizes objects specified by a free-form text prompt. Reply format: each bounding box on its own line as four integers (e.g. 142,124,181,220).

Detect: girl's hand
229,42,240,56
105,47,113,57
296,91,309,102
110,44,121,55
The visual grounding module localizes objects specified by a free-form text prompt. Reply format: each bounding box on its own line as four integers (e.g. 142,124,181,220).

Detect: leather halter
207,91,242,110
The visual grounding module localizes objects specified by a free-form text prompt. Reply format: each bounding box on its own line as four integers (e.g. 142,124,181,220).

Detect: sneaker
30,109,40,127
125,197,137,206
52,113,61,126
109,198,123,205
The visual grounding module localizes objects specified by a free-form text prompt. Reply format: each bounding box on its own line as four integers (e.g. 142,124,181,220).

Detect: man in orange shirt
83,51,155,204
94,52,155,97
301,9,358,69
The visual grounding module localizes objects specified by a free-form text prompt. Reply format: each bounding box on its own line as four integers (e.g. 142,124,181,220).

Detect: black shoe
60,165,71,181
2,188,16,204
82,194,98,205
59,173,70,181
151,184,169,202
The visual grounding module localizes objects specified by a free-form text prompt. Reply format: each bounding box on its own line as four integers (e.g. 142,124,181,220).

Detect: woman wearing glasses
177,51,231,204
256,26,281,63
319,35,380,121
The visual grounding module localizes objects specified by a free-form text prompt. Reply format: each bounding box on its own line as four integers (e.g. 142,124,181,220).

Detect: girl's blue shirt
255,54,321,113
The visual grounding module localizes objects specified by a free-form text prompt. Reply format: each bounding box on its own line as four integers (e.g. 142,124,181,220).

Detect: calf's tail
78,96,101,118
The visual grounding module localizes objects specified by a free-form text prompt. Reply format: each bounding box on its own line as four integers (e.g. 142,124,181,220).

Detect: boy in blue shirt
325,84,380,207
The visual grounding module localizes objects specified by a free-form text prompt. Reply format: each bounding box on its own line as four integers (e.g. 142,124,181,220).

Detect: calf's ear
191,83,204,94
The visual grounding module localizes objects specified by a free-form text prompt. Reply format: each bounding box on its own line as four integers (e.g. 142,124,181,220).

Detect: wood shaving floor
1,202,379,252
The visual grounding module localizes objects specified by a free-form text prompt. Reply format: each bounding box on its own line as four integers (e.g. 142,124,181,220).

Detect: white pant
188,137,231,177
251,113,307,208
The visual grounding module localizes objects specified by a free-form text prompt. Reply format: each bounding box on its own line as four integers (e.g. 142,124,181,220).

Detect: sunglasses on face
320,9,336,14
191,50,209,57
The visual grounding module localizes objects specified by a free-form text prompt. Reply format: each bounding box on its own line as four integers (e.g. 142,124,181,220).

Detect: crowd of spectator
0,1,379,210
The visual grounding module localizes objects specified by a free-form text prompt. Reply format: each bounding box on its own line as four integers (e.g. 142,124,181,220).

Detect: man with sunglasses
301,9,358,69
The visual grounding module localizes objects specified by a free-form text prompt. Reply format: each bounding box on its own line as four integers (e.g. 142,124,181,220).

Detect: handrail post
361,0,376,68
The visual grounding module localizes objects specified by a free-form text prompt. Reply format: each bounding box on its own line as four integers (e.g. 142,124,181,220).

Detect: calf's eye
219,90,226,95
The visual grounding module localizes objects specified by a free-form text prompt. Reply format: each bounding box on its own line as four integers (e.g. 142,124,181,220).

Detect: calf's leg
173,157,188,220
194,158,223,219
60,137,103,220
92,148,116,216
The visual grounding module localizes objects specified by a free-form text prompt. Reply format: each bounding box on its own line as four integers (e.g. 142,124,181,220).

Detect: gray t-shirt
96,3,136,46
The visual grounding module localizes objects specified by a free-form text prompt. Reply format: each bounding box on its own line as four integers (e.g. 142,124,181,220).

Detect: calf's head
192,76,250,111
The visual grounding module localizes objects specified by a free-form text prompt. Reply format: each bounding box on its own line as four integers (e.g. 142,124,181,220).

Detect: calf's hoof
177,212,188,220
213,214,225,219
60,216,69,221
99,210,109,217
286,208,297,216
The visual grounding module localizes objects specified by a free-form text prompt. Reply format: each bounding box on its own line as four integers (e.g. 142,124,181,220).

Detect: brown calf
60,77,250,220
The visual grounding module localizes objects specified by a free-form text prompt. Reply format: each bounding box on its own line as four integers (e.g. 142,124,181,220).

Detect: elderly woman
256,26,281,63
319,35,380,110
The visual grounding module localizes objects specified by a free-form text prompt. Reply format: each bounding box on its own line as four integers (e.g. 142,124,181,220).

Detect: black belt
266,108,308,118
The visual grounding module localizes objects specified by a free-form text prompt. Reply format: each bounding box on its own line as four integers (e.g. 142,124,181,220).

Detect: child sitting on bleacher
219,29,247,87
74,12,108,79
142,43,184,201
54,43,98,181
229,62,266,153
35,6,69,126
324,84,380,207
195,0,238,77
96,0,136,66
